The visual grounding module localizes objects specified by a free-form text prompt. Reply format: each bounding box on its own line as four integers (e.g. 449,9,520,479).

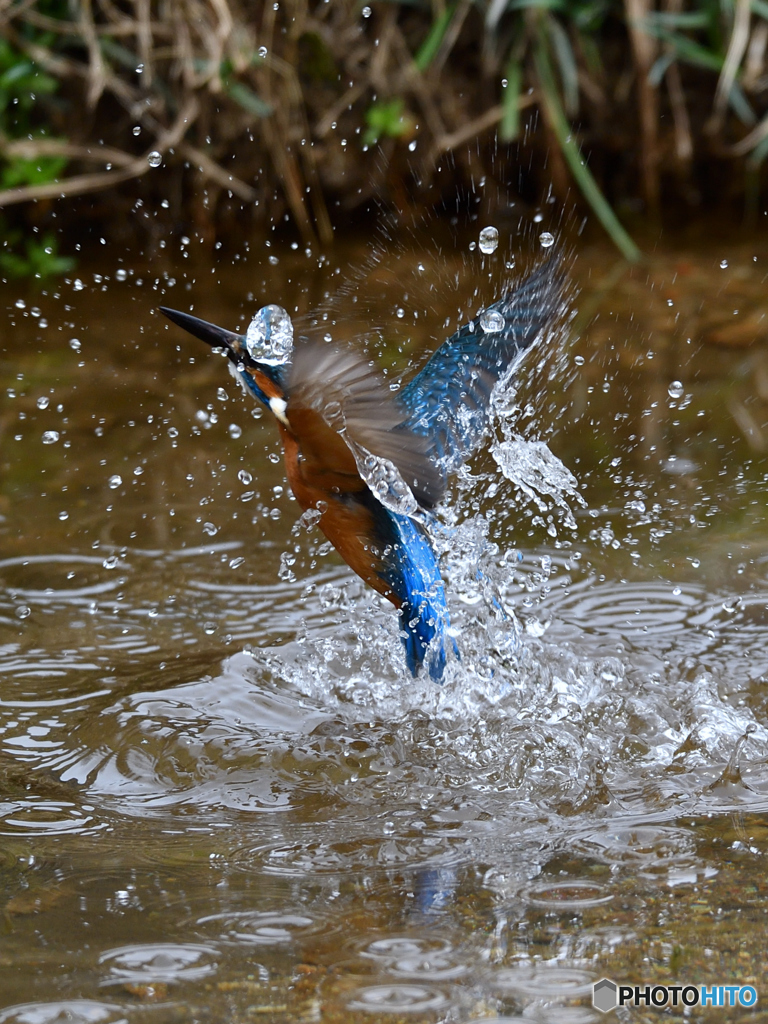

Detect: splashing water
491,435,584,532
245,304,294,365
352,446,419,517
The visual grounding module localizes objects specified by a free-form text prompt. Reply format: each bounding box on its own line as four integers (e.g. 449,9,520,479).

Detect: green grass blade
534,42,641,262
414,4,456,72
500,59,523,141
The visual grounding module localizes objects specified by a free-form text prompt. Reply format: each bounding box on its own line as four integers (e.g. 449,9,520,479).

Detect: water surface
1,229,767,1021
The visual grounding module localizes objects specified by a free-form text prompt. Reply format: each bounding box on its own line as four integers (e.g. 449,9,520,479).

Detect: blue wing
371,502,456,682
397,258,565,476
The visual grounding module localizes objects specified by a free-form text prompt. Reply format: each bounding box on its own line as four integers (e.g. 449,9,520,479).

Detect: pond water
1,222,768,1022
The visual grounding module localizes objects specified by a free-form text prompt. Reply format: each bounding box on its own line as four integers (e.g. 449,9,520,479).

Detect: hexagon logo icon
593,978,618,1013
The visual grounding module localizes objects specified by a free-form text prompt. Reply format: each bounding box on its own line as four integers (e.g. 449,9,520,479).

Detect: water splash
491,434,584,532
245,304,294,365
352,445,419,517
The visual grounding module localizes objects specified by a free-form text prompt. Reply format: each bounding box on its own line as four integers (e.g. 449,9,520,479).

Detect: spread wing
397,257,566,472
287,341,445,508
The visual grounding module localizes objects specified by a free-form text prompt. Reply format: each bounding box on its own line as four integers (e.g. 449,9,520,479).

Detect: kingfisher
160,257,564,681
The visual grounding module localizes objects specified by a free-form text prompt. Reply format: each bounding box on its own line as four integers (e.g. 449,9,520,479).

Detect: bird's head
160,304,293,412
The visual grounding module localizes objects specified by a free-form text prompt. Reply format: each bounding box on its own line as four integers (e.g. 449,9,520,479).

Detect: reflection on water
1,232,768,1019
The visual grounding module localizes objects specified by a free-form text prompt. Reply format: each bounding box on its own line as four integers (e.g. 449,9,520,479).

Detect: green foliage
0,38,59,135
226,80,273,118
363,98,415,145
0,231,75,280
414,4,456,71
0,154,68,190
0,38,73,277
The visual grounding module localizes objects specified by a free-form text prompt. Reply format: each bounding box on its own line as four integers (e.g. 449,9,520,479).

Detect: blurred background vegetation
2,0,768,273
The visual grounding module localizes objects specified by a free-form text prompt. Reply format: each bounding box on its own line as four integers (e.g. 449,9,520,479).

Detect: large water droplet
246,304,294,365
37,396,49,410
539,231,555,248
480,309,505,334
668,380,684,399
354,449,418,517
108,474,122,489
42,430,59,444
479,226,499,254
147,150,162,168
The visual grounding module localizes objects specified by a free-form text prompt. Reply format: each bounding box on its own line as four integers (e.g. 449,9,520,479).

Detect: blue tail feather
374,507,456,682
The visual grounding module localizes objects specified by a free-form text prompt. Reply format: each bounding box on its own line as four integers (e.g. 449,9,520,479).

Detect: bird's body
161,258,564,681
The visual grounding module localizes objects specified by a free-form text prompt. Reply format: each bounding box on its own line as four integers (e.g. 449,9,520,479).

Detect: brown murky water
1,224,768,1023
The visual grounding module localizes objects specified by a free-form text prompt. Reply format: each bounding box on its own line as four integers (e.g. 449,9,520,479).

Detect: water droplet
42,430,59,444
116,268,128,282
480,309,505,333
539,231,555,248
258,45,268,58
133,466,144,476
69,338,81,352
15,299,25,309
36,396,49,410
479,226,499,254
167,426,179,438
408,140,417,152
246,304,294,364
15,605,30,619
58,511,69,521
354,449,418,516
228,423,242,438
108,474,122,489
103,555,119,569
238,469,253,484
691,558,701,568
668,380,684,399
147,150,162,168
720,259,729,269
203,522,218,536
362,4,371,15
268,255,279,265
73,279,84,291
396,308,405,318
203,621,217,635
132,125,141,136
217,387,228,401
229,556,245,569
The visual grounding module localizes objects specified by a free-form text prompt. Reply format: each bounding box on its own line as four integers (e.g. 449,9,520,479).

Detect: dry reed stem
711,0,752,129
79,0,107,108
430,96,537,160
624,0,660,213
0,96,198,208
179,142,256,202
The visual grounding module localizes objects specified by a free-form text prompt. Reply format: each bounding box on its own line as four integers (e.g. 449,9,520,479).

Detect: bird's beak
159,307,246,357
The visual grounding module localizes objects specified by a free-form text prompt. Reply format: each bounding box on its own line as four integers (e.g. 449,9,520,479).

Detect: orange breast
278,425,399,607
